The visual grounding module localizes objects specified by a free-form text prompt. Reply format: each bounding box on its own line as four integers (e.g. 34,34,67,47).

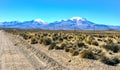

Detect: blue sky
0,0,120,25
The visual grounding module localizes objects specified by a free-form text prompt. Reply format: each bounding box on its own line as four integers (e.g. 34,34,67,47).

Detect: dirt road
0,30,35,70
0,30,66,70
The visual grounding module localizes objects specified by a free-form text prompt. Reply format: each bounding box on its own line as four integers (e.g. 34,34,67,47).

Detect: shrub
80,49,96,59
53,36,58,41
80,48,103,60
100,56,120,66
91,40,99,46
54,45,63,50
20,33,29,40
31,38,38,44
48,42,56,50
102,44,120,53
43,38,52,45
60,42,67,49
77,42,85,48
39,39,44,44
71,50,79,56
64,47,69,52
97,39,102,41
59,37,63,42
85,36,94,45
69,48,74,53
106,39,113,44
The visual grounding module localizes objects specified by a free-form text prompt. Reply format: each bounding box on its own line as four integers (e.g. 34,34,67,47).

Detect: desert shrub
98,35,105,38
39,38,44,44
64,47,69,52
80,49,95,59
48,42,56,50
60,42,67,49
63,36,67,40
85,40,91,45
54,43,66,50
97,39,102,41
85,36,95,45
71,50,79,56
91,40,99,46
100,56,120,66
54,45,60,50
102,44,120,53
43,38,52,45
106,39,113,44
20,33,29,40
31,38,38,44
68,36,73,40
53,36,59,41
66,43,74,48
77,42,85,48
80,48,103,60
104,40,107,43
69,48,74,53
59,37,63,42
43,33,48,36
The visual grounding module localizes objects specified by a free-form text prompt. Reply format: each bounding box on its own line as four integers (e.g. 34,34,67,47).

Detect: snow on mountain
34,18,45,23
70,17,87,21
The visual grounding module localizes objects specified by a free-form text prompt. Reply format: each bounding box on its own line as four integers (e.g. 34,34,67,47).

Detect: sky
0,0,120,25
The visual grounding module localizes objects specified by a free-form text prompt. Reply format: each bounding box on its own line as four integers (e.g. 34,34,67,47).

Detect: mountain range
0,17,120,30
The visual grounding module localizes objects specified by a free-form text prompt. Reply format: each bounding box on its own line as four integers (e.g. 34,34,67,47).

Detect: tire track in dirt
0,30,35,70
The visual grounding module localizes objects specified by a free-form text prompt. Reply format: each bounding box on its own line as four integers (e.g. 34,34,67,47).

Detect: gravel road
0,30,35,70
0,30,67,70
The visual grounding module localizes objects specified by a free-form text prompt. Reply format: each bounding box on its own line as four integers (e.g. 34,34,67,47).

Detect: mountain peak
70,17,86,21
34,18,45,23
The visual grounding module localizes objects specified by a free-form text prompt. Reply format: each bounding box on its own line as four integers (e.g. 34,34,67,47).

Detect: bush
91,40,99,46
39,39,44,44
59,37,63,42
77,42,85,48
100,56,120,66
102,44,120,53
85,36,94,45
69,48,74,53
64,47,69,52
48,42,56,50
106,39,113,44
60,42,67,49
31,38,38,44
54,45,63,50
20,33,29,40
71,50,79,56
97,39,102,41
80,49,96,59
43,38,52,45
80,48,103,60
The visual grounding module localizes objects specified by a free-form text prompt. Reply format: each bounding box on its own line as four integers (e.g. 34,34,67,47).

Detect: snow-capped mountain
0,17,120,30
45,17,110,30
0,19,47,29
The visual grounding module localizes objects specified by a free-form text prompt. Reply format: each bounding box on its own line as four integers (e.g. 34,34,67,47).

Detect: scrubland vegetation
5,29,120,66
